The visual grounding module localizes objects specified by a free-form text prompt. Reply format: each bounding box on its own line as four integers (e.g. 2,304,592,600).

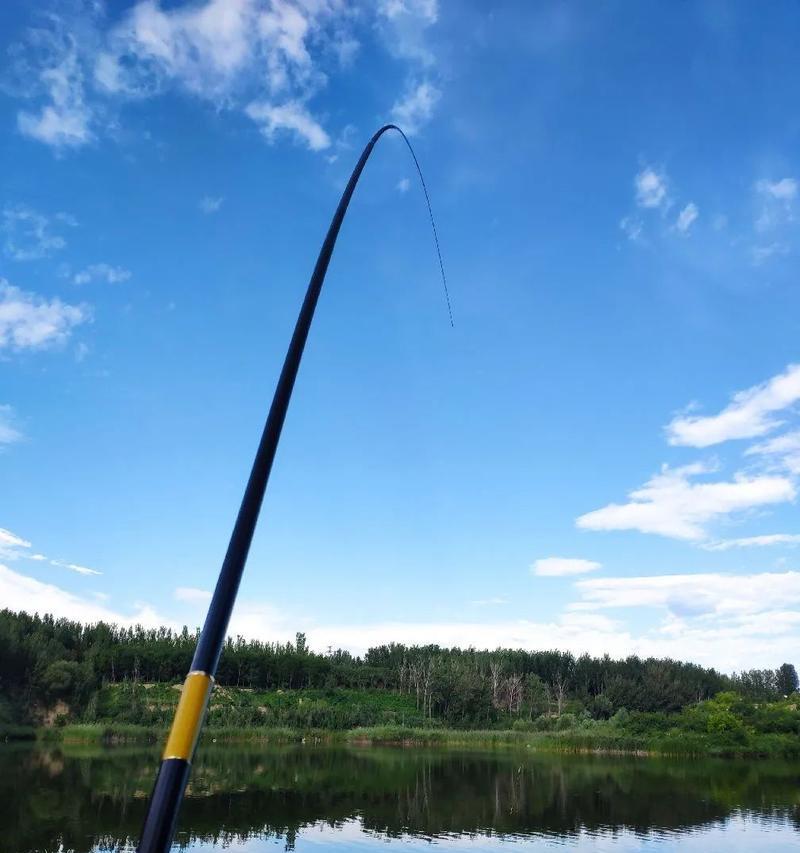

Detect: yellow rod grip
162,671,214,761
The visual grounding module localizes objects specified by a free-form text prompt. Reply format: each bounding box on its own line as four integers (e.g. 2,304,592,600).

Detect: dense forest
1,609,797,731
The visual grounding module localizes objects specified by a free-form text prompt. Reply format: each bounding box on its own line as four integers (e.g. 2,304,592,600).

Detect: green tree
524,673,549,719
39,660,80,699
776,663,798,696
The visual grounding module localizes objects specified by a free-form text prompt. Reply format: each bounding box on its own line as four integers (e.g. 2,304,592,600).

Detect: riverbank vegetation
2,609,798,757
22,689,800,758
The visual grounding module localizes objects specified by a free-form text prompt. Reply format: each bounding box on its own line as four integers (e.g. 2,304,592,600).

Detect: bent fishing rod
137,124,451,853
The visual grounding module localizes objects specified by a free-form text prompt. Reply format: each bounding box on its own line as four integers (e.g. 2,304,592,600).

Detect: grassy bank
91,682,429,730
19,720,800,759
0,724,36,741
3,683,797,759
342,724,800,758
33,723,303,745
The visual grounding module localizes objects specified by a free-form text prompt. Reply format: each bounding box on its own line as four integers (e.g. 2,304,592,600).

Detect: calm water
3,742,799,852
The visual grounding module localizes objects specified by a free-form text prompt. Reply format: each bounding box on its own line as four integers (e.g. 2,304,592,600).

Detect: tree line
0,609,797,728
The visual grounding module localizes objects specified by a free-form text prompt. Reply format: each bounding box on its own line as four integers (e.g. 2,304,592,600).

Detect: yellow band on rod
162,671,214,761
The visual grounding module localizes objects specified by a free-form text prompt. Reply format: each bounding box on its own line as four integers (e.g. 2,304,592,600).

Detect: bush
555,713,577,731
706,708,743,735
588,694,614,720
609,707,630,726
751,703,800,734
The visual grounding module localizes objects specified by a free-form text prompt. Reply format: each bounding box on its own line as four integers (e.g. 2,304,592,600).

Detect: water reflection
2,743,799,852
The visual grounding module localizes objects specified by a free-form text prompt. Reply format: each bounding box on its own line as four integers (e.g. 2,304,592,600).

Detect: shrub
555,713,577,731
588,694,614,720
610,707,630,726
706,708,743,735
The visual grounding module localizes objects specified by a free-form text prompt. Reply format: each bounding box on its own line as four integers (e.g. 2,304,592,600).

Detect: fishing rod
137,124,451,853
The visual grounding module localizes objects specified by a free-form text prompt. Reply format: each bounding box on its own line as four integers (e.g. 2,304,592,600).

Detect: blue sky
2,0,800,672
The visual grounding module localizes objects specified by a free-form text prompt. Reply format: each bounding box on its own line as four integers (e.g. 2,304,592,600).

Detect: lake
3,742,799,852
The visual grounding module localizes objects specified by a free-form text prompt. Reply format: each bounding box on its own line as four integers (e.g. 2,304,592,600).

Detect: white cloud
4,558,799,671
16,32,93,148
675,202,698,234
174,586,212,604
1,527,105,576
67,563,102,576
749,430,800,456
752,242,789,265
396,177,411,193
746,429,800,475
754,178,796,234
199,195,223,214
2,206,72,261
574,571,800,620
702,533,800,551
757,178,797,201
226,599,292,640
245,99,330,150
304,596,800,670
106,0,368,147
307,616,635,661
391,80,440,134
12,1,441,154
98,0,383,145
0,406,24,447
635,167,667,209
0,563,169,628
0,561,626,663
105,0,274,99
571,570,800,671
379,1,438,25
667,363,800,448
50,559,103,576
532,557,601,577
619,216,643,242
73,263,132,285
0,528,31,550
0,280,88,351
377,0,438,65
470,596,508,606
576,462,795,541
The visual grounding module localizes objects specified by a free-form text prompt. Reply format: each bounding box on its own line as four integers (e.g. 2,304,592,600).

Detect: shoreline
5,723,798,760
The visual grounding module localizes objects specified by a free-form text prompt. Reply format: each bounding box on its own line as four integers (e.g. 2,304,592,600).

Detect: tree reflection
3,744,799,853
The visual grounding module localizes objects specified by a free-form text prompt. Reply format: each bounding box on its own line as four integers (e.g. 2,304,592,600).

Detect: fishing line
387,124,455,328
